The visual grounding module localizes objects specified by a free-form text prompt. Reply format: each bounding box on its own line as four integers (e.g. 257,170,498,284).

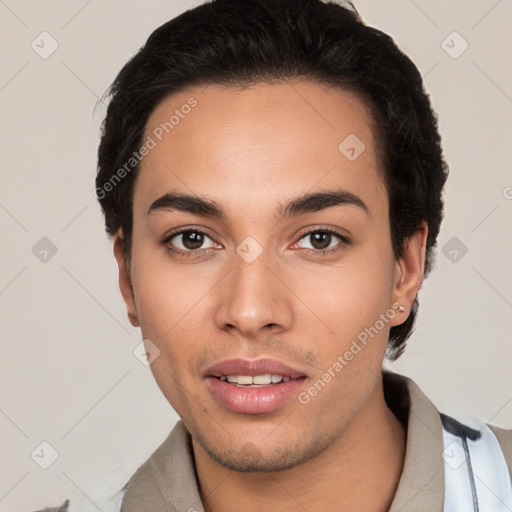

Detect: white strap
442,414,512,512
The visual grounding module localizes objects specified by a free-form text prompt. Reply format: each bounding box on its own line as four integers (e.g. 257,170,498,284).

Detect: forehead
135,80,387,218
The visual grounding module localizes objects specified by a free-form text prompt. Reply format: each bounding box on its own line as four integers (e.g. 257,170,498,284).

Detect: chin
195,430,326,473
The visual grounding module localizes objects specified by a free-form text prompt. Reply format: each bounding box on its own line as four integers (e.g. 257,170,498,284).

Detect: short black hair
96,0,449,360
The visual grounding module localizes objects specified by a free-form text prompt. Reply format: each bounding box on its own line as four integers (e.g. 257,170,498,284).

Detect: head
96,0,448,471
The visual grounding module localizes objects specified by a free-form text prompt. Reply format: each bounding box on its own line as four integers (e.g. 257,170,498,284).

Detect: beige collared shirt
38,371,512,511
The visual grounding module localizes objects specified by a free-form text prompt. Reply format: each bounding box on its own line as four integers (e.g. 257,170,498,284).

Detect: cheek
130,257,210,408
295,256,393,417
132,234,199,306
129,245,214,357
291,246,394,346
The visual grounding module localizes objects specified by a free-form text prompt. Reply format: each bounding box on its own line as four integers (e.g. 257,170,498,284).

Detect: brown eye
181,231,205,250
309,232,332,250
166,230,216,251
294,229,351,256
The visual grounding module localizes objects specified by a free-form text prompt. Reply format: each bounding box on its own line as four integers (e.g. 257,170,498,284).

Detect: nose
214,244,294,339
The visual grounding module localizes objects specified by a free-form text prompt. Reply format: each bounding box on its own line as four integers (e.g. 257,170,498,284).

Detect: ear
113,231,140,327
389,220,428,327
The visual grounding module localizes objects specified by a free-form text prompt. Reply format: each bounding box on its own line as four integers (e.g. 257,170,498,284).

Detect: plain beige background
1,0,511,510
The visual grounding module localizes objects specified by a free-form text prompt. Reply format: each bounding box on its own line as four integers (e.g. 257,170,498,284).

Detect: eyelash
159,226,351,259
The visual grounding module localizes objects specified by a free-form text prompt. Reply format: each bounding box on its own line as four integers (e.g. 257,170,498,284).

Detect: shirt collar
384,371,445,511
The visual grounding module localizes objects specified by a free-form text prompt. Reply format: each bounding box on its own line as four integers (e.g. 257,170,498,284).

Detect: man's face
119,81,410,471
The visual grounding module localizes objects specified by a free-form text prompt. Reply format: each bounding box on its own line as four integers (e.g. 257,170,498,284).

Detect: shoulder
29,500,70,512
27,471,127,512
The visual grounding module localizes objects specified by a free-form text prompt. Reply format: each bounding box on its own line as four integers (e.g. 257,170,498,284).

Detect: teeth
252,374,272,385
220,374,287,385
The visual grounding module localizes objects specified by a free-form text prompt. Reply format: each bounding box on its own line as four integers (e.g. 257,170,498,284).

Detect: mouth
204,358,307,414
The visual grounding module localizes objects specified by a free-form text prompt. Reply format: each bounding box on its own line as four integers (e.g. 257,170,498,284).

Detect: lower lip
206,377,305,414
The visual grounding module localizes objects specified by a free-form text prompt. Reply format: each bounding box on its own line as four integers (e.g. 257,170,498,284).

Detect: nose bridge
215,240,292,335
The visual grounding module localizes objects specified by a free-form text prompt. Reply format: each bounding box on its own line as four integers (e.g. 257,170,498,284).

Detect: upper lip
204,358,307,379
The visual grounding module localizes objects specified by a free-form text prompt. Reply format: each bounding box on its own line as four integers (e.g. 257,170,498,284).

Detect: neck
193,379,407,512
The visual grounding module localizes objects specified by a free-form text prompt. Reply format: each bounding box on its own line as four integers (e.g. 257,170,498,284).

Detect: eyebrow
147,188,370,221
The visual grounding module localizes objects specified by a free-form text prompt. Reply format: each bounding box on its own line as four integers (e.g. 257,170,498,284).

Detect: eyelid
294,224,351,242
161,225,220,245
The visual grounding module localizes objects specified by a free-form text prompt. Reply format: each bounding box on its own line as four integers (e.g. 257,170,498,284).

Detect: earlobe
112,231,140,328
390,221,428,325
